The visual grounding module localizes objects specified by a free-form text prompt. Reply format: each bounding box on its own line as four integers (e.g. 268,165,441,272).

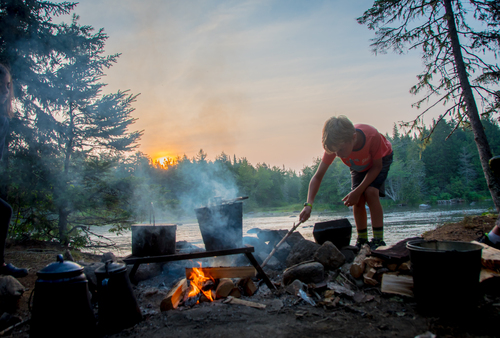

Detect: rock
0,276,24,298
274,242,291,263
286,239,321,267
264,256,283,270
285,279,306,295
131,263,163,284
257,230,287,245
101,252,117,263
314,241,346,270
340,248,356,263
282,261,324,285
0,276,24,312
286,232,305,248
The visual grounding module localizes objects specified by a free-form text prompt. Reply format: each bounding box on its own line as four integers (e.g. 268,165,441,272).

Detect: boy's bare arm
342,158,383,207
300,161,329,222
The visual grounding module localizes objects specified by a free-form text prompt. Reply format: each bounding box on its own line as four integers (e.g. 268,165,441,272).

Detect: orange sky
70,0,442,172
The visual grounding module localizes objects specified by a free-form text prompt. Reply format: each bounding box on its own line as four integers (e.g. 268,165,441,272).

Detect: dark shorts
351,152,393,197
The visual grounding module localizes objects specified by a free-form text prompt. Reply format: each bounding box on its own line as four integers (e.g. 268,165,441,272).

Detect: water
84,201,495,257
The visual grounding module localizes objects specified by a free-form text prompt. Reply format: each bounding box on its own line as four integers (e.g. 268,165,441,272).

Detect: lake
85,201,495,257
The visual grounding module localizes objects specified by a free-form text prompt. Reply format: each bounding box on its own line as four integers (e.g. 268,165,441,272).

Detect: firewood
185,266,256,279
215,278,234,299
223,296,266,309
365,267,377,279
398,261,411,271
350,244,371,279
363,273,378,286
237,278,258,296
229,287,241,298
472,241,500,270
381,273,414,297
160,278,187,311
387,263,398,271
480,268,500,283
364,256,384,268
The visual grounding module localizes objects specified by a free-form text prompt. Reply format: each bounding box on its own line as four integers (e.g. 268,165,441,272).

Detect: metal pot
95,261,142,333
30,254,96,338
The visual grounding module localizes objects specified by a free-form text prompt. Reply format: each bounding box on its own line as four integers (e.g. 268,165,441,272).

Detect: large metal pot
30,255,96,338
95,261,142,333
131,224,176,257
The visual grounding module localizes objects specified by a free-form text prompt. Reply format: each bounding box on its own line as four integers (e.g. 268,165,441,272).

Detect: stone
282,261,324,285
340,248,356,264
257,229,287,245
314,241,346,270
286,232,305,248
285,279,306,295
0,276,24,298
0,276,24,312
285,239,321,267
264,256,282,270
101,252,117,263
274,242,291,263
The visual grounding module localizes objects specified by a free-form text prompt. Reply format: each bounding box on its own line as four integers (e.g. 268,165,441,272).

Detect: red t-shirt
322,124,392,172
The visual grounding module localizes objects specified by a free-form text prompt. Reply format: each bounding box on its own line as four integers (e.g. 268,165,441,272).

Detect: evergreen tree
358,0,500,211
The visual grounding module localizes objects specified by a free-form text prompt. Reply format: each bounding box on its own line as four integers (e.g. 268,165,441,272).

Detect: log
364,256,384,268
480,268,500,283
215,279,234,299
350,244,371,279
160,278,187,311
237,278,258,296
381,274,414,297
185,266,256,280
223,296,266,309
229,287,242,298
472,241,500,270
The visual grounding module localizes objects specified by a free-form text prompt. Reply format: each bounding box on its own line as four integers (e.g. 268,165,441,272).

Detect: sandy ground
2,215,500,338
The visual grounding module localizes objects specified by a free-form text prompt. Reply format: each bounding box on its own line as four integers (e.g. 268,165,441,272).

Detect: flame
187,265,215,302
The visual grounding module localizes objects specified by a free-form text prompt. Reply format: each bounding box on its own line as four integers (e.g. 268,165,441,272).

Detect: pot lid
37,254,83,279
95,261,126,275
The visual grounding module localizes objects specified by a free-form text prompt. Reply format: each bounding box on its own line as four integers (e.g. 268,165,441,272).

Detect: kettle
95,260,142,333
30,254,96,338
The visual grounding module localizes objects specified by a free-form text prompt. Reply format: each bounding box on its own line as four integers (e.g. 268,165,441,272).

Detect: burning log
160,278,187,311
185,266,256,280
223,296,266,309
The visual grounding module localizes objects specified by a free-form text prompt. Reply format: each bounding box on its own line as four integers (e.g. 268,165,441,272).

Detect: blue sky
67,0,431,171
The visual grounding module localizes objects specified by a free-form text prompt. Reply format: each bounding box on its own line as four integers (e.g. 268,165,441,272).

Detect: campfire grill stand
122,246,276,291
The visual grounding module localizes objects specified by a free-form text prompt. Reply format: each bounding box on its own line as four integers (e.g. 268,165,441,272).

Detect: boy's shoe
0,263,28,278
477,233,500,250
369,238,386,250
355,238,368,250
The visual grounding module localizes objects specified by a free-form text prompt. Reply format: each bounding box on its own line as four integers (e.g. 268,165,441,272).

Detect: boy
300,115,393,250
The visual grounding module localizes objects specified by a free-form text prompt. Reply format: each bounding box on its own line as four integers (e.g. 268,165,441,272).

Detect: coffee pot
95,260,142,333
30,254,96,338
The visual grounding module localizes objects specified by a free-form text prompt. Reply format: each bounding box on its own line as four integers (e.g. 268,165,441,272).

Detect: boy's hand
342,190,361,207
300,206,312,222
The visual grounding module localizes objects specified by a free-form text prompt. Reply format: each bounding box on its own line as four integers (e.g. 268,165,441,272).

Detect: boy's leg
365,187,384,246
353,194,368,247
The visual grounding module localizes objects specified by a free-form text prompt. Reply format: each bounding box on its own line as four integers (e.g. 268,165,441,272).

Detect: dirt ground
2,214,500,338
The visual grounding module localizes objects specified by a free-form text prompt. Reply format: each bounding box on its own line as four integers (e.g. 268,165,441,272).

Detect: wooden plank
381,274,414,297
160,278,187,311
185,266,256,280
472,241,500,271
480,268,500,283
123,246,255,265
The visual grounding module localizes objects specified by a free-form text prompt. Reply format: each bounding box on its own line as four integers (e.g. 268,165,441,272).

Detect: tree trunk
444,0,500,212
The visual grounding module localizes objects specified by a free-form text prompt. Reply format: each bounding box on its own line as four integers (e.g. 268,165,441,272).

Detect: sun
152,153,178,168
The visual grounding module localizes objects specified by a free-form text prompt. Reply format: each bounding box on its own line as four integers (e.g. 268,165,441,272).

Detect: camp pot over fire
30,254,96,338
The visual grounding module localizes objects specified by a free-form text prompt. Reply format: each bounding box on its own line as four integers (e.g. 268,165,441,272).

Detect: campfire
161,264,261,311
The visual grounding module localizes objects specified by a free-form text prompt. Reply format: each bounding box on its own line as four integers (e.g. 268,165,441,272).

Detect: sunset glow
72,1,440,172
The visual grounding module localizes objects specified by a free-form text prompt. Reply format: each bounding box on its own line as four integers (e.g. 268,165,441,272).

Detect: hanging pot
30,254,96,338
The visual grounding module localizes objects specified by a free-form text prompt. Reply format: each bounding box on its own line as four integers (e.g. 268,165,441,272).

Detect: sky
64,0,434,172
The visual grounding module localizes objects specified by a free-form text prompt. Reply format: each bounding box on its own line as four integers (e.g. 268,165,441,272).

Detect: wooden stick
223,296,266,309
262,220,303,268
185,266,256,279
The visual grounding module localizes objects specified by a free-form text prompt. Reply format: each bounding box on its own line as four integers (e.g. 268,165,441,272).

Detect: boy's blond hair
322,115,355,154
